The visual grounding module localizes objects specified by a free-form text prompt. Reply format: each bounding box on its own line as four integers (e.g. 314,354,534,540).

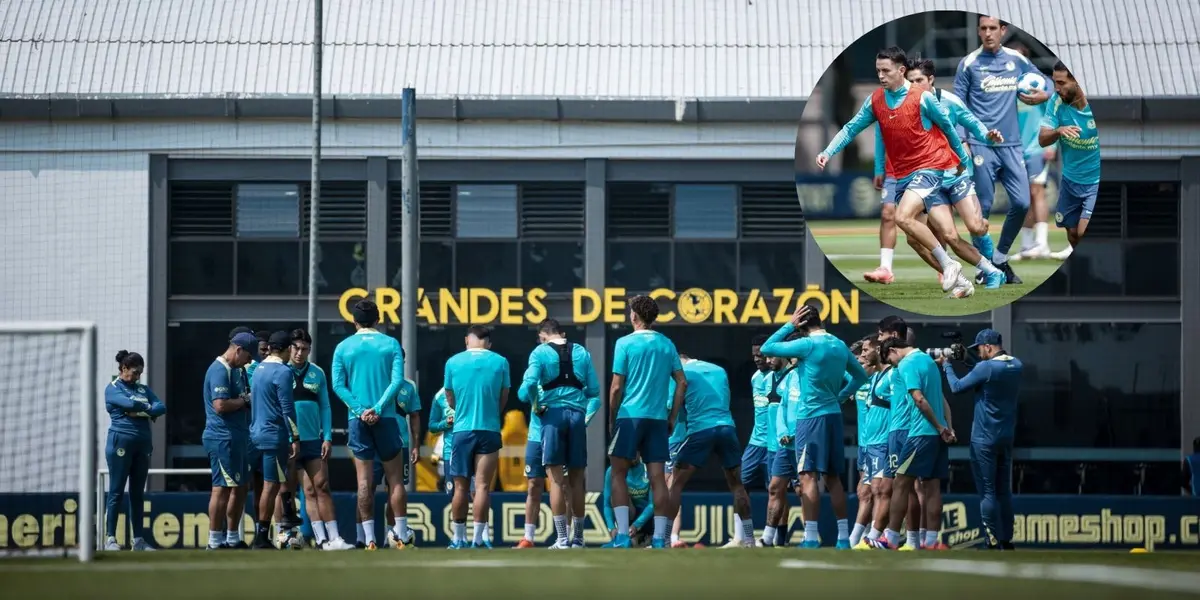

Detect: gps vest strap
766,366,795,404
542,342,584,391
292,363,318,403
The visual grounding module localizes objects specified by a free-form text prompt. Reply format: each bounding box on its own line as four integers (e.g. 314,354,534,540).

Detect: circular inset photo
797,12,1099,316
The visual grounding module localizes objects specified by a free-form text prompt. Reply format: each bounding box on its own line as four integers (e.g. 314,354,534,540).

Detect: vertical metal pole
78,325,96,562
307,0,323,352
401,89,419,492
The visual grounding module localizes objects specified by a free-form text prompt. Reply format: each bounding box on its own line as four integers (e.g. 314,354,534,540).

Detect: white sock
483,525,491,544
993,250,1008,265
614,506,630,534
906,530,920,548
762,525,777,546
572,517,585,542
836,519,849,541
453,521,467,543
880,248,895,271
312,521,328,544
325,521,340,541
850,523,867,546
919,528,928,543
671,533,680,544
740,516,755,543
355,522,365,543
524,523,536,542
885,528,901,546
931,245,953,269
804,520,820,543
553,515,569,543
208,531,224,548
925,529,940,547
732,514,745,542
1035,222,1049,246
361,520,376,545
473,522,486,545
394,517,409,539
1020,227,1034,249
653,516,670,540
976,257,1000,274
867,527,882,541
225,528,241,544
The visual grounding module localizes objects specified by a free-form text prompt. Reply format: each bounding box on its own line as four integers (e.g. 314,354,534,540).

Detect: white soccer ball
1018,72,1046,95
950,279,975,299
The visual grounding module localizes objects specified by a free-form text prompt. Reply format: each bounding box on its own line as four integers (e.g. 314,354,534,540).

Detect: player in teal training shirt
876,336,956,551
104,350,166,551
330,299,409,550
761,305,867,549
248,331,299,549
602,459,655,545
517,319,601,549
668,355,757,548
427,387,462,494
849,336,890,548
765,351,799,547
444,325,510,549
1040,61,1100,251
606,295,686,549
1010,41,1057,260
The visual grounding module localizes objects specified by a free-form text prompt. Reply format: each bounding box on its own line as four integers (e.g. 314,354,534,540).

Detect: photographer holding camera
936,329,1023,551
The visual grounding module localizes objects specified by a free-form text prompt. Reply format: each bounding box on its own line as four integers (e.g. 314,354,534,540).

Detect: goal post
0,322,97,562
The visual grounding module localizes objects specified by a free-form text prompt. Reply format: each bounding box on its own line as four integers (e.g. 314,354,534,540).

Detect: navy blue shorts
257,443,291,483
203,437,246,488
450,430,502,479
970,144,1030,217
609,418,669,464
795,413,844,475
348,417,403,462
674,425,742,471
896,170,946,211
770,447,797,488
541,406,587,469
246,446,262,479
666,441,683,474
897,434,949,480
861,443,889,484
1056,178,1098,228
298,440,324,464
1025,152,1048,184
373,451,411,487
524,440,546,479
884,430,908,479
740,444,771,491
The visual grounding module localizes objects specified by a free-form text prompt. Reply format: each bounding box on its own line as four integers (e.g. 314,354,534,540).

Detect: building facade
1,0,1197,493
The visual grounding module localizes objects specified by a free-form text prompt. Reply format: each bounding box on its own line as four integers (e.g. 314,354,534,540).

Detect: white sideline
0,558,592,573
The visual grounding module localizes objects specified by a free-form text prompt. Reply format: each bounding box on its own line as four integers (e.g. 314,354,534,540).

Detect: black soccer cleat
225,540,249,549
974,271,986,285
1000,262,1022,285
354,541,366,549
1000,542,1016,551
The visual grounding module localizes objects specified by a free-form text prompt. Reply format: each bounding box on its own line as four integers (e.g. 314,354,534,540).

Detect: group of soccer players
818,15,1100,298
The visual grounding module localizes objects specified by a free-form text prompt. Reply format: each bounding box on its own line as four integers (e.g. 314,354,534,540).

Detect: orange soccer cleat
513,539,535,549
671,540,689,549
863,267,895,284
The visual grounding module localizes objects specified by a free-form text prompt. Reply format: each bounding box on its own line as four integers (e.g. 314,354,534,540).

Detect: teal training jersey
879,367,913,433
680,359,735,434
330,329,405,420
897,350,947,437
667,376,688,445
517,341,601,413
427,388,453,467
602,464,654,531
291,362,332,442
394,377,421,448
1041,95,1100,185
245,360,261,389
774,368,802,445
748,370,771,448
612,329,682,421
760,326,868,419
1018,94,1051,158
855,371,890,446
444,348,510,433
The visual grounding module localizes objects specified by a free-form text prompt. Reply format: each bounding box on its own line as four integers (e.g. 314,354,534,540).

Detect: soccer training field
3,549,1199,599
811,216,1070,316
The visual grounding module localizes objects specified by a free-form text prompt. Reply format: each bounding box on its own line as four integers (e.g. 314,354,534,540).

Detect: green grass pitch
2,548,1199,599
811,216,1070,316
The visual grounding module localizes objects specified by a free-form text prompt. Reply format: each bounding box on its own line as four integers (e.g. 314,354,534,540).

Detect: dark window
824,257,854,296
302,182,368,238
1064,240,1124,296
303,242,367,294
388,241,454,291
740,184,805,239
1125,182,1179,239
236,184,301,238
674,184,737,239
1125,242,1179,296
455,242,518,288
236,241,301,295
674,242,736,290
169,241,234,295
521,183,585,238
456,184,517,239
521,241,584,292
607,183,671,238
607,242,671,291
388,182,454,238
169,182,234,237
739,242,804,292
1015,323,1180,449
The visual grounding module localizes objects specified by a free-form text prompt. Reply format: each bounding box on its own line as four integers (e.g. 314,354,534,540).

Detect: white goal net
0,322,97,562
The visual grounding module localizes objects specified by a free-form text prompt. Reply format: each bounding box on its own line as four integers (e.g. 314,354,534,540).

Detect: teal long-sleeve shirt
760,325,868,419
291,362,332,442
602,464,654,531
874,88,993,177
518,340,602,413
331,329,405,420
820,82,969,173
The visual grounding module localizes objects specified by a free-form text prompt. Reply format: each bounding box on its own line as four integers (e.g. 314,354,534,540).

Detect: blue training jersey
613,329,683,421
943,354,1023,445
954,46,1041,148
760,326,868,419
331,328,405,421
667,378,688,446
517,340,601,413
1040,95,1100,185
679,359,735,434
896,351,947,437
290,361,332,442
249,359,298,448
774,367,802,447
444,348,510,434
602,464,654,531
202,357,249,442
748,370,771,448
855,371,890,447
1018,92,1051,158
428,388,454,467
876,366,913,433
764,367,791,452
106,379,165,439
395,377,422,448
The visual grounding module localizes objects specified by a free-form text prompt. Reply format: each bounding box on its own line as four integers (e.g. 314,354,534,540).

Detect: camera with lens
926,331,967,362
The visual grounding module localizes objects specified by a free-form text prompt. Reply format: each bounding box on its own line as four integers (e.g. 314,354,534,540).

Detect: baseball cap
231,332,261,360
969,329,1002,348
267,330,291,350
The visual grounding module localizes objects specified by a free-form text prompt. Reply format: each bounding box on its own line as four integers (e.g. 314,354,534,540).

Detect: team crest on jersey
138,386,145,393
974,155,985,166
234,472,241,484
1005,62,1015,71
445,480,454,492
1086,119,1096,130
